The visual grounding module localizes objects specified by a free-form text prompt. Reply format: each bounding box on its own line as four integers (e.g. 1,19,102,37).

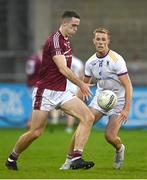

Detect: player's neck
96,49,109,58
59,27,68,40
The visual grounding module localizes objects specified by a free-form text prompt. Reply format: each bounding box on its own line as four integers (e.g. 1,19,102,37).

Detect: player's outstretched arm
77,76,93,101
53,55,93,98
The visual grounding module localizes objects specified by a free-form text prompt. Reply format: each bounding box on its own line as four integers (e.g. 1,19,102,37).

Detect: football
97,90,117,111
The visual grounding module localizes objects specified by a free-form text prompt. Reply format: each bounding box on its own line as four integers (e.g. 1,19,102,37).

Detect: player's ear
62,18,68,26
62,17,71,26
62,20,67,26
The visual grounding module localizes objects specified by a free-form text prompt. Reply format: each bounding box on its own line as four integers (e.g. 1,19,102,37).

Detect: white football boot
113,144,125,169
59,159,72,170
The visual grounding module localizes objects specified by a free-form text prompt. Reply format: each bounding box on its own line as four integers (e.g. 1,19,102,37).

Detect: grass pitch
0,125,147,179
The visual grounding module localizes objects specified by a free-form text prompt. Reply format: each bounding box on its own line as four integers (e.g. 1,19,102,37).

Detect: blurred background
0,0,147,128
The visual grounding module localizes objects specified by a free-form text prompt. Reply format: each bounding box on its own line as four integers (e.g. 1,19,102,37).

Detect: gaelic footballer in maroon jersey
36,30,72,91
6,11,95,171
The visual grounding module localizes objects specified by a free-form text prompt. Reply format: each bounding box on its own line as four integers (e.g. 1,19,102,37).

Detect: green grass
0,125,147,179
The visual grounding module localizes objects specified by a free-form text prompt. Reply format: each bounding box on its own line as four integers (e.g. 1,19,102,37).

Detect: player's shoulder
45,31,63,45
49,30,61,39
86,53,97,64
52,30,63,40
108,50,125,62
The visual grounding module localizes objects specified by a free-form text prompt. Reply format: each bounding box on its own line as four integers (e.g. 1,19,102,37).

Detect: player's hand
76,89,83,100
79,82,94,101
118,109,129,125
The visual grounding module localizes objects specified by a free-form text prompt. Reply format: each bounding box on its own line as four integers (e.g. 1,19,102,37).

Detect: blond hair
93,27,110,38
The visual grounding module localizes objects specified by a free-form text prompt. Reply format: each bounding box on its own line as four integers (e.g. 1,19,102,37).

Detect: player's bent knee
30,130,43,140
83,112,95,125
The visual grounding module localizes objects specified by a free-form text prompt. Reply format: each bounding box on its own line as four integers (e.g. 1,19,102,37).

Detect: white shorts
89,94,125,116
32,87,76,111
66,81,78,94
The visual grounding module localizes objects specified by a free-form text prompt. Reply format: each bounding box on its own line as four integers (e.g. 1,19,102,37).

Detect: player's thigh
89,107,103,123
60,97,93,121
31,110,49,130
105,114,121,136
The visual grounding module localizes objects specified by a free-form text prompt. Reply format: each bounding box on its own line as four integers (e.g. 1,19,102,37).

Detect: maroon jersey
26,54,42,87
36,30,72,91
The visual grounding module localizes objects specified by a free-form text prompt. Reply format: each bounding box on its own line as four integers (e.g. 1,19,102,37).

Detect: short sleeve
115,56,128,76
85,60,92,77
50,36,64,57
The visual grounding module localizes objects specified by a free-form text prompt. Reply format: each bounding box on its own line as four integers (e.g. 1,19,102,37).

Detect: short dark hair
62,11,80,19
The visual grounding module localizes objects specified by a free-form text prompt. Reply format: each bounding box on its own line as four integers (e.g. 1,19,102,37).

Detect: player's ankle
71,149,83,161
8,150,19,162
